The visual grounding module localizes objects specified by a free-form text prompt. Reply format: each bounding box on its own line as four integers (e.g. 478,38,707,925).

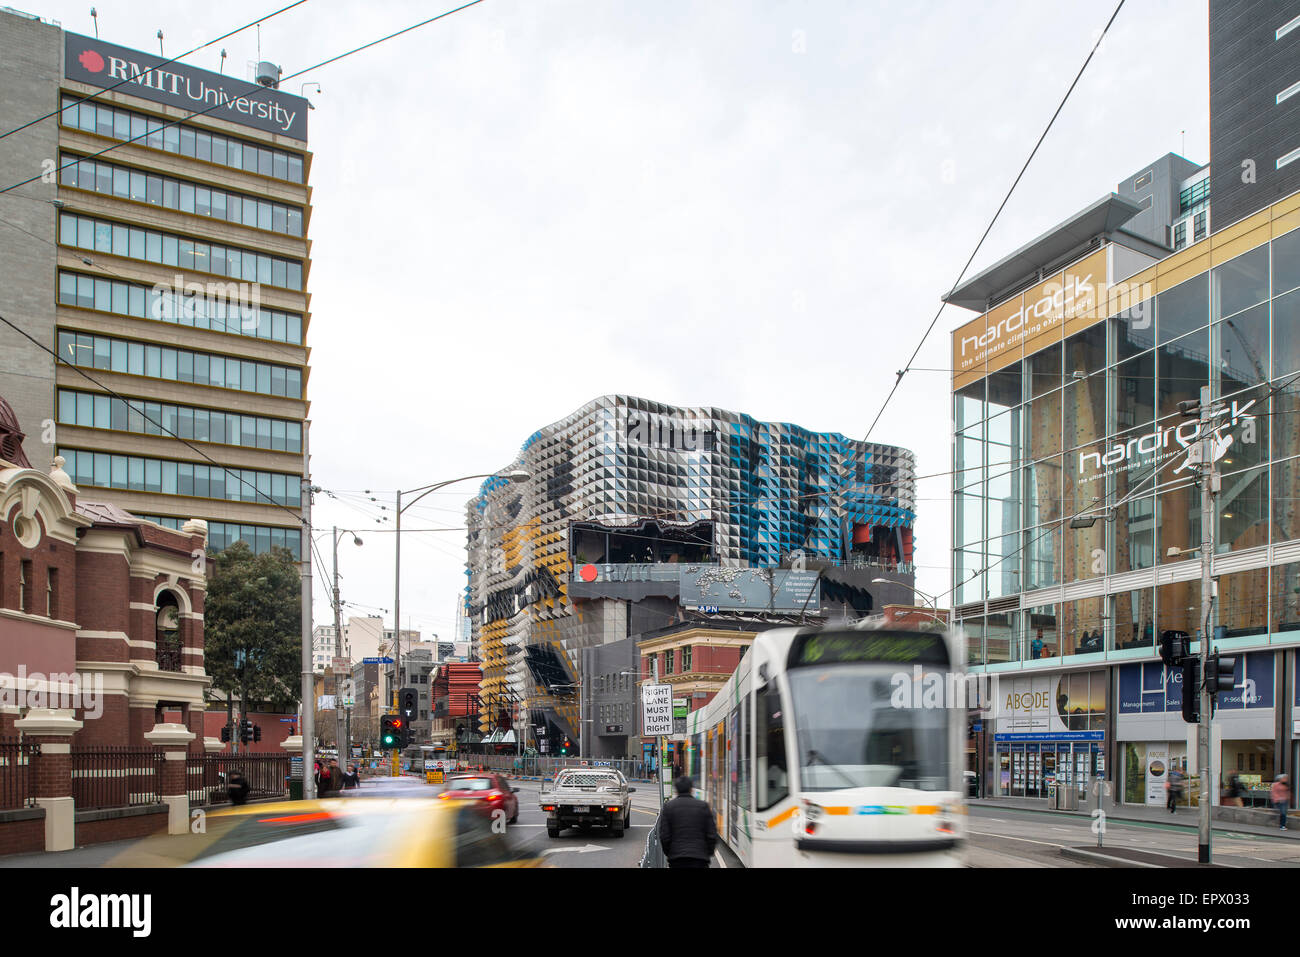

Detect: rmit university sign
65,34,308,141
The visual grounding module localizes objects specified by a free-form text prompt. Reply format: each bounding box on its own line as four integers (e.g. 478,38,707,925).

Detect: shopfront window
1218,303,1270,395
985,611,1016,664
1271,561,1300,637
1212,244,1270,321
1156,579,1201,638
1157,273,1209,345
1114,588,1155,650
1115,349,1155,430
1060,595,1105,657
1157,328,1209,421
1217,466,1268,553
964,617,984,667
955,380,983,433
1155,479,1201,565
1025,605,1057,660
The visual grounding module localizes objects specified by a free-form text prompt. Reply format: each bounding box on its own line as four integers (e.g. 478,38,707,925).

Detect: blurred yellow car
106,798,544,868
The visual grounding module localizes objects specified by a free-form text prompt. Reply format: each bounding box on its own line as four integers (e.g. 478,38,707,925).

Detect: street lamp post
331,527,363,767
392,469,529,772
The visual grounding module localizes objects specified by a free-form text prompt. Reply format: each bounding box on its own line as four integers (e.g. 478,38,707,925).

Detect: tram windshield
787,665,951,792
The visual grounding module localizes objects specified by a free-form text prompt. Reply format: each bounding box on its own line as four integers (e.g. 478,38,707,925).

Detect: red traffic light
393,719,403,728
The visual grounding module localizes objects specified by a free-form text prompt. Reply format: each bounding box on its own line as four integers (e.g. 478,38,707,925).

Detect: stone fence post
144,723,196,834
14,709,83,852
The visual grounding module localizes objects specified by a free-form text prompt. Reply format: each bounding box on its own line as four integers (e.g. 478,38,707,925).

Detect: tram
684,622,966,867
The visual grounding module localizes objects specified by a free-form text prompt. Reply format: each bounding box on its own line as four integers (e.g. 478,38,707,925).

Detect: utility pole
1197,384,1218,864
300,425,316,800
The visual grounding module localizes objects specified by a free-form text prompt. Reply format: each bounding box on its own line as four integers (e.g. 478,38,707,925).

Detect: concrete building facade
0,7,312,560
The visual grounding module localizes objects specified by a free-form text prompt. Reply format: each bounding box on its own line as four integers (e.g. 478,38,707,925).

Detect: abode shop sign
64,33,309,141
1076,398,1258,483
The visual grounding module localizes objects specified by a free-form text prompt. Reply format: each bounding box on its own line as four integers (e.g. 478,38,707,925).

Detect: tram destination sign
641,683,673,736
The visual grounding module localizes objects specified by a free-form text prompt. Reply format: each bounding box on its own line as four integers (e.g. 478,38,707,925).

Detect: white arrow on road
541,844,609,855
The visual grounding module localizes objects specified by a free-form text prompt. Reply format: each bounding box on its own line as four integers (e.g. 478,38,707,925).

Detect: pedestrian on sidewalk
1166,768,1184,814
1271,773,1290,830
228,769,250,806
659,776,717,869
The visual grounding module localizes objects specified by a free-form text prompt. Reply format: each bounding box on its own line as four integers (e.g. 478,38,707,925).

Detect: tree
204,542,302,732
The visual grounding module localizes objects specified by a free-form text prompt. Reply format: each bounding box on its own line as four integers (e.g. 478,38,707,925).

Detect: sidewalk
970,795,1296,842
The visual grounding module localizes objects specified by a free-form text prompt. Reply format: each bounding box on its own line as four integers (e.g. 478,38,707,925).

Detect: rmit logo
78,49,105,73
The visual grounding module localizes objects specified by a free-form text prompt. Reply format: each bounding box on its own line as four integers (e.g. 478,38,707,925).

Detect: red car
439,773,520,824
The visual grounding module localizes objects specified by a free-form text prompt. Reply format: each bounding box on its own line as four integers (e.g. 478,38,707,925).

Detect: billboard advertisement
678,565,821,613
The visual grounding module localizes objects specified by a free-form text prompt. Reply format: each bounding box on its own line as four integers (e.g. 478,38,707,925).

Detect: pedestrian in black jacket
659,776,717,868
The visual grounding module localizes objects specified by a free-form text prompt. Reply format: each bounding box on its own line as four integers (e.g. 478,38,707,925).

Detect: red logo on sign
579,564,598,582
78,49,105,73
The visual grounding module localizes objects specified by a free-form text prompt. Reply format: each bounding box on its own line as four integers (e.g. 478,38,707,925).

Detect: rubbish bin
288,777,304,801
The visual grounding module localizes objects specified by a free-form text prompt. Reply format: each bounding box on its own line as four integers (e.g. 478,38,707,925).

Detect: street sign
642,683,673,736
673,697,688,735
363,657,393,664
332,656,351,674
289,756,303,780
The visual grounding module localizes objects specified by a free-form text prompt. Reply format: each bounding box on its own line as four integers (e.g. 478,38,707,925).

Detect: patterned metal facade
464,395,916,736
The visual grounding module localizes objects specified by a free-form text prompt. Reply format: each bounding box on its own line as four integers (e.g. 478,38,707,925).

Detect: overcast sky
33,0,1210,639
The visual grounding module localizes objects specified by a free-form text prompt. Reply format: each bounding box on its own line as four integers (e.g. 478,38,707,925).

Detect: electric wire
0,0,312,142
0,0,488,196
863,0,1127,443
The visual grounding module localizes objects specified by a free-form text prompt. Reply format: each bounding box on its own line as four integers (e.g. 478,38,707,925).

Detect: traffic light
561,737,571,755
380,714,404,749
1207,654,1238,712
253,725,262,743
239,719,254,744
400,688,418,722
1181,658,1201,724
220,724,231,743
1159,630,1188,667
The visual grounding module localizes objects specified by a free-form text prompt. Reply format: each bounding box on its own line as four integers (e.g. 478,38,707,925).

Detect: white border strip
1277,14,1300,40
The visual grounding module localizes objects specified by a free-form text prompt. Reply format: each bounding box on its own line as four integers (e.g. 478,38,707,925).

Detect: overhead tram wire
0,0,312,142
863,0,1127,443
0,0,488,197
0,310,311,532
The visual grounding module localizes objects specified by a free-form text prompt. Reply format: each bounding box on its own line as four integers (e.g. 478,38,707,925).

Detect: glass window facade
137,514,301,559
58,388,302,453
58,270,303,344
955,227,1300,664
61,153,304,237
59,212,303,291
60,448,301,508
57,330,303,399
60,95,305,185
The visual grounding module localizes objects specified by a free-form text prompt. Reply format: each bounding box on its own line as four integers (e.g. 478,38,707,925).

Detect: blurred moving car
105,798,541,868
438,772,520,824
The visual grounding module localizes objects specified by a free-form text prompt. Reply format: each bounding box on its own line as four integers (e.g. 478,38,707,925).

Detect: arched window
156,592,183,671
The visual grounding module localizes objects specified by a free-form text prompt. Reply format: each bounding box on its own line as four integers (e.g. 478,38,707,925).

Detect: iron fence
186,752,290,806
71,746,164,811
0,737,40,811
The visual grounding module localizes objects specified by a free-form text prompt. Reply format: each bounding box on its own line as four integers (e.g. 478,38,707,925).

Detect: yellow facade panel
1155,251,1211,294
1210,222,1272,267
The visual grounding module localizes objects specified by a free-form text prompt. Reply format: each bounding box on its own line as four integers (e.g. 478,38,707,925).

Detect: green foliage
204,541,301,709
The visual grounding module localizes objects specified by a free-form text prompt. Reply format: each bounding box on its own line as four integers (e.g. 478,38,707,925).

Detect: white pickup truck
540,768,635,838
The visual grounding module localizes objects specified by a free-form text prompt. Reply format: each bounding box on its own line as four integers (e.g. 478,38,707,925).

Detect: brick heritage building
0,396,211,747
